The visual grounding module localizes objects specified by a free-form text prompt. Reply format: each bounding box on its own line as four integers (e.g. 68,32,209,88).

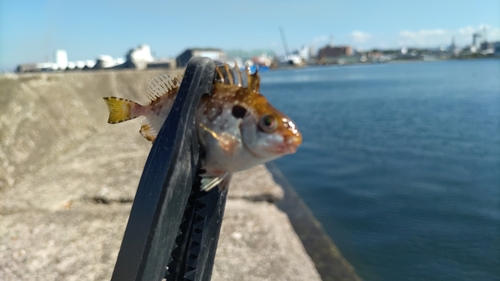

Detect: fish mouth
268,134,302,155
268,145,297,155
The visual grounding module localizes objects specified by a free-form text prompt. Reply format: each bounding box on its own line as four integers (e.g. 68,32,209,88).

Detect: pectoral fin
216,132,240,155
201,172,230,192
199,123,240,155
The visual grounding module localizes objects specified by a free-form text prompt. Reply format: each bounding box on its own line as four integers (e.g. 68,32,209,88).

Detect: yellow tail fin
103,97,139,124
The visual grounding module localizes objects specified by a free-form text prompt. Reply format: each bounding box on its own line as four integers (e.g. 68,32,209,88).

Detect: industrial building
317,45,354,64
318,45,353,58
176,48,226,67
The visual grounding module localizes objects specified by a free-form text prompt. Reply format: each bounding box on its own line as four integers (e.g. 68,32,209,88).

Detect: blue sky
1,0,499,71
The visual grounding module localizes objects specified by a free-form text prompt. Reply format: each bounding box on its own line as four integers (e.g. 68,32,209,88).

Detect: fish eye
258,114,278,133
231,105,247,119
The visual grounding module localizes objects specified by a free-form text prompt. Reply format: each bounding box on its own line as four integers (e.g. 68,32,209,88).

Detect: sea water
261,60,500,281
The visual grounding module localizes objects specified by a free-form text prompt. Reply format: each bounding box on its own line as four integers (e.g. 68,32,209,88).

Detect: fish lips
265,134,302,155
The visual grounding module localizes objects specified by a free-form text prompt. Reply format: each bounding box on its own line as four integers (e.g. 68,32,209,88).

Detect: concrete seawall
0,70,359,280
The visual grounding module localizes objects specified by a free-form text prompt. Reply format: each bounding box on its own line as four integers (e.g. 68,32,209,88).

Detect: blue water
260,60,500,281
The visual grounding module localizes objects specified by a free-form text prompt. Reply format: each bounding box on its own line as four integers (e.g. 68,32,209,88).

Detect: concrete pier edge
267,162,362,281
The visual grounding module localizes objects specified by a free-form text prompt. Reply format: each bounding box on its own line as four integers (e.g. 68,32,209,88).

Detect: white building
55,50,68,70
126,44,154,70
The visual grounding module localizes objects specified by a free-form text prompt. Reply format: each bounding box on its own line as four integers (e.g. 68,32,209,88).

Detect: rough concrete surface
213,200,320,281
0,71,324,280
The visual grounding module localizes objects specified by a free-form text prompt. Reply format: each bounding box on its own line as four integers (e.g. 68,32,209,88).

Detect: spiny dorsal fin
224,63,234,85
246,65,260,92
146,74,182,102
216,63,240,85
215,62,252,88
234,63,242,86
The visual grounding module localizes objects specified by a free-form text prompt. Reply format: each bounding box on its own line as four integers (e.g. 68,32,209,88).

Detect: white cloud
395,26,499,47
311,35,329,45
316,24,500,51
489,27,500,40
351,31,371,43
459,26,476,35
399,29,446,38
450,24,500,45
397,29,450,47
399,30,416,38
421,29,446,35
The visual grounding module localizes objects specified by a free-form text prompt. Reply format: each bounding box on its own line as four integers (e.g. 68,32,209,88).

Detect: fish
103,64,302,191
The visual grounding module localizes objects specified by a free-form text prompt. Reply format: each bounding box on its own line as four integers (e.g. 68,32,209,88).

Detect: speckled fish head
237,90,302,160
196,68,302,175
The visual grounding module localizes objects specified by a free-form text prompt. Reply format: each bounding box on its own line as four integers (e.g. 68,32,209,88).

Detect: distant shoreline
270,56,500,71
